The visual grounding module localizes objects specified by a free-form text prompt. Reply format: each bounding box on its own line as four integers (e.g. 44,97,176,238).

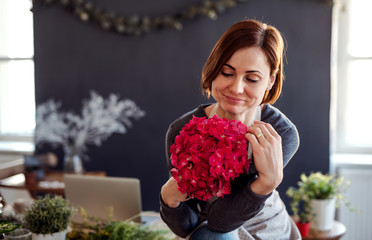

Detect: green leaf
0,220,22,234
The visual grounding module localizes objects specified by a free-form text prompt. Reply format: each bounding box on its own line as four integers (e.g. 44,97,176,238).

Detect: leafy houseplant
24,195,74,240
286,178,314,237
285,187,314,224
286,172,354,232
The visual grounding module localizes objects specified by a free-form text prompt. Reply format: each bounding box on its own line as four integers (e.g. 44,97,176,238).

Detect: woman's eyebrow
224,63,262,75
224,63,235,70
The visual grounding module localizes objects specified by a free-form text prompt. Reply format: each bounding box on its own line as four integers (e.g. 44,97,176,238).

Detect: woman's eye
245,77,258,83
221,71,233,77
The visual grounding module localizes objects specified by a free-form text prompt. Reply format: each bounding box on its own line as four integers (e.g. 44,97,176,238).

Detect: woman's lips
225,95,244,103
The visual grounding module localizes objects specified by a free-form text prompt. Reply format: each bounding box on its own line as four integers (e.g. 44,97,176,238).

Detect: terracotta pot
296,221,311,238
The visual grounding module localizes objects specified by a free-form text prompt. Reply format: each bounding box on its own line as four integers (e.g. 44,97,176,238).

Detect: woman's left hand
246,120,283,196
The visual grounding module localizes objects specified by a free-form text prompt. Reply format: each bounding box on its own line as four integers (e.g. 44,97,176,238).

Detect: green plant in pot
286,183,314,237
286,172,354,233
0,220,22,235
24,194,75,240
0,220,32,240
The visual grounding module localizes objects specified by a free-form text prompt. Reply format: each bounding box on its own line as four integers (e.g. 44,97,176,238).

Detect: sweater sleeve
159,194,199,238
159,117,202,237
261,104,300,167
206,178,271,232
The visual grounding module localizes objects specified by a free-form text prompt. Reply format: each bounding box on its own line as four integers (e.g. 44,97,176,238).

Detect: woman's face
211,46,275,118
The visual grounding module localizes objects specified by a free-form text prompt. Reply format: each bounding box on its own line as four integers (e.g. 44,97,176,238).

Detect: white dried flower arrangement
35,91,145,158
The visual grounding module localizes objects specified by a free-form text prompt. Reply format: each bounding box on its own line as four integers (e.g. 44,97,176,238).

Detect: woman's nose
229,77,244,94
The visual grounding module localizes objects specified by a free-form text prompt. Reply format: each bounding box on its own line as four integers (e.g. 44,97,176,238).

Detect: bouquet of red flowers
170,115,250,201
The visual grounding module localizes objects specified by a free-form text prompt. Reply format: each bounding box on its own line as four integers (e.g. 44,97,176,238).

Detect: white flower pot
32,230,66,240
3,228,32,240
310,198,336,231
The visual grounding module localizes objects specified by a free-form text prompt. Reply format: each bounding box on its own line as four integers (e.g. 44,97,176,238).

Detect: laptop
64,174,142,223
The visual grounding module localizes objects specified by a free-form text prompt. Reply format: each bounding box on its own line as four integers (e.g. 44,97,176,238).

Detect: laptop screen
64,174,142,222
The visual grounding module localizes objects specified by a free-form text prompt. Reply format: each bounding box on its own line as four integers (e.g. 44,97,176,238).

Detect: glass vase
64,153,84,174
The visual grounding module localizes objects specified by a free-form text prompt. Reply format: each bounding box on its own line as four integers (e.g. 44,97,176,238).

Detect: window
0,0,35,140
332,0,372,154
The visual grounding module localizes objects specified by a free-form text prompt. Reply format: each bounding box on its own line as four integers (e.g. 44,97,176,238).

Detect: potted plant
0,220,22,237
23,195,75,240
286,185,314,237
286,172,354,232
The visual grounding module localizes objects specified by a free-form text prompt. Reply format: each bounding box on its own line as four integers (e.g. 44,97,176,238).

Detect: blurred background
0,0,371,239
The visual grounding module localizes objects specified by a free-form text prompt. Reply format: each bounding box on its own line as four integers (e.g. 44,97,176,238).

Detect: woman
160,19,301,240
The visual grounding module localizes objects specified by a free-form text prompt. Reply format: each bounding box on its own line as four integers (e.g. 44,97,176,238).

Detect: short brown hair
201,19,285,104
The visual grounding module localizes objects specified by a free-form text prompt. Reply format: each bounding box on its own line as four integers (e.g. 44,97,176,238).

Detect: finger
257,123,281,145
253,121,281,140
256,124,273,143
253,121,278,137
264,122,280,138
247,124,263,136
247,124,266,143
256,130,266,144
245,132,261,150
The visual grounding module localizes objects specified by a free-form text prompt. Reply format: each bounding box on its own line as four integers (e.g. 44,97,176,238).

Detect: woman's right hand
161,177,188,208
246,121,284,196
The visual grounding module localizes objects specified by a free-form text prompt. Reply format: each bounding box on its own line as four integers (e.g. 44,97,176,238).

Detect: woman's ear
268,73,276,90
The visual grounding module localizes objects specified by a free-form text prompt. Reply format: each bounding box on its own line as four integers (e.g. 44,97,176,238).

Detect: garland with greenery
32,0,247,36
67,220,173,240
66,207,175,240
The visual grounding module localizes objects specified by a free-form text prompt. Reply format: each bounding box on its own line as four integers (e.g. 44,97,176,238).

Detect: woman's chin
219,104,244,116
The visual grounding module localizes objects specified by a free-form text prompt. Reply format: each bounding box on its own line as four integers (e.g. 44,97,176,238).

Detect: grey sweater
160,104,299,238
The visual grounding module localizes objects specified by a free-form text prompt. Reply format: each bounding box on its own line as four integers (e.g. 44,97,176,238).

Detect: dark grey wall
33,0,331,211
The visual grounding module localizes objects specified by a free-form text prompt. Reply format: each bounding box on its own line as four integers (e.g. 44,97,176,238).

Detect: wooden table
0,171,106,198
304,221,346,240
0,156,24,179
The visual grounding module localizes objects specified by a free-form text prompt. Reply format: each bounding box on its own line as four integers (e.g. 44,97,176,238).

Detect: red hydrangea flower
170,115,250,201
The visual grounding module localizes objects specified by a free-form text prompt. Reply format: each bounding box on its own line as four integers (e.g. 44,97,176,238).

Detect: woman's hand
161,177,188,208
246,120,283,196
